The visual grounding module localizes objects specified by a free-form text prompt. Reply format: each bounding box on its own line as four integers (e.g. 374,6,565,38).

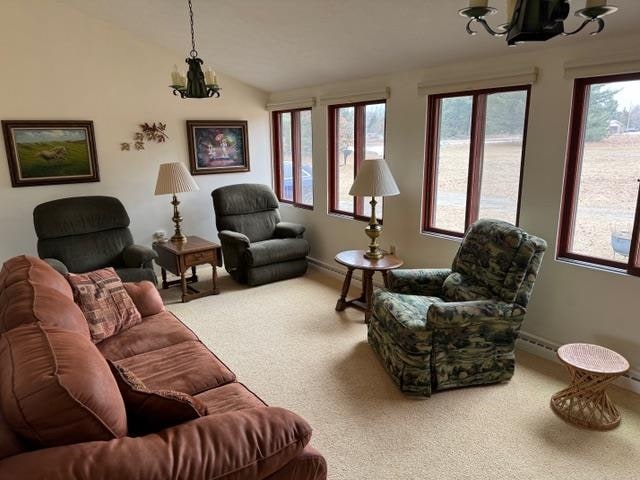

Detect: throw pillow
123,281,165,317
108,361,208,435
67,268,142,343
0,324,128,448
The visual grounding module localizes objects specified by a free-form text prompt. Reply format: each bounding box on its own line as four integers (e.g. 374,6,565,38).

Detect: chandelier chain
188,0,197,58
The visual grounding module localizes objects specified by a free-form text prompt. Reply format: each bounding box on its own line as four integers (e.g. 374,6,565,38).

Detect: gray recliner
212,184,310,286
33,196,158,283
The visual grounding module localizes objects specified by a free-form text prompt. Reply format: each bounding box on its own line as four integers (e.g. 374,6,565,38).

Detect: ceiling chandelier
459,0,618,46
170,0,220,98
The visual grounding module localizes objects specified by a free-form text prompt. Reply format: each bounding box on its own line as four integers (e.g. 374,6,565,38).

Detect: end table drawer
185,250,215,266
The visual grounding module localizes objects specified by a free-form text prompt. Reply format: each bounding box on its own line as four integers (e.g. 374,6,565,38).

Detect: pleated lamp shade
349,158,400,197
154,162,199,195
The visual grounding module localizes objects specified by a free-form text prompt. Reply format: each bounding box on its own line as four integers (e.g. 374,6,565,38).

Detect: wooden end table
153,236,222,303
550,343,629,430
334,250,403,323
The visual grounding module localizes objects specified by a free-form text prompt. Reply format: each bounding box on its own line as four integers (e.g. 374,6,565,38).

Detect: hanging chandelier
170,0,221,98
459,0,618,46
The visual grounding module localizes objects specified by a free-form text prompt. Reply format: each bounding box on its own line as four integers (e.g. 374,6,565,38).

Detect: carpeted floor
160,267,640,480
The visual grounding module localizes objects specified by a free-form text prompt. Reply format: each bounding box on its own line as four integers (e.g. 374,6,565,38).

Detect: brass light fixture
459,0,618,46
349,159,400,260
170,0,221,98
154,162,200,243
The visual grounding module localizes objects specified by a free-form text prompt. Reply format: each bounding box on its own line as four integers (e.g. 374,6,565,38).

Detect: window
328,100,386,220
423,86,531,236
559,73,640,274
272,108,313,208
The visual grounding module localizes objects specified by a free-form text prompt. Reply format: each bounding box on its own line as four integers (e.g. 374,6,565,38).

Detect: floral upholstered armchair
368,219,547,396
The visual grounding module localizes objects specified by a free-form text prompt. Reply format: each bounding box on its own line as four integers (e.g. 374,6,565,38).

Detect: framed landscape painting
2,120,99,187
187,120,250,175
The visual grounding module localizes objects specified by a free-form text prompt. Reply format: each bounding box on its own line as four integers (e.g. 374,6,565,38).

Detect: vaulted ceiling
60,0,640,92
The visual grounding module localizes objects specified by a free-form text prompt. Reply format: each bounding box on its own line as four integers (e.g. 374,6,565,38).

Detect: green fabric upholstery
368,219,546,396
33,196,157,284
372,290,439,353
212,184,309,286
274,222,306,239
42,258,69,276
213,184,281,242
386,268,451,297
246,239,310,268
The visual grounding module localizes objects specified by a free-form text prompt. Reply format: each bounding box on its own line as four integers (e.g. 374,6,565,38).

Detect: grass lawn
16,140,92,178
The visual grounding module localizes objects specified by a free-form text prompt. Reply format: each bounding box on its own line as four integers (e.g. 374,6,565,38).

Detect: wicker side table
550,343,629,430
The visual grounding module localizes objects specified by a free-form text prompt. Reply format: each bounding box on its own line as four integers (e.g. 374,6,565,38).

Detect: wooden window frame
272,108,313,210
328,100,387,222
558,72,640,274
423,85,531,237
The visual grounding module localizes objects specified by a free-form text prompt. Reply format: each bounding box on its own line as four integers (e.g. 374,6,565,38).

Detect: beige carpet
160,267,640,480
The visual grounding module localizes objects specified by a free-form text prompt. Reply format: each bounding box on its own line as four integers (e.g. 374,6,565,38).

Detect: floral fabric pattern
386,268,451,296
368,219,546,396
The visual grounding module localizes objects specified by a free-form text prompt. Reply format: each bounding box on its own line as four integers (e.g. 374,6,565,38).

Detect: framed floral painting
2,120,99,187
186,120,250,175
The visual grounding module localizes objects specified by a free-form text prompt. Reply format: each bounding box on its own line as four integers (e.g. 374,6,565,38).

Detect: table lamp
154,162,199,243
349,158,400,259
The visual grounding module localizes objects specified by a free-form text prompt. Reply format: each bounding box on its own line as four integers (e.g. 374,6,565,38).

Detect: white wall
269,34,640,372
0,0,270,258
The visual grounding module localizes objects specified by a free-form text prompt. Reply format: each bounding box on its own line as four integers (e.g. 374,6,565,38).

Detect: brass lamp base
170,233,187,243
363,197,384,260
170,194,187,244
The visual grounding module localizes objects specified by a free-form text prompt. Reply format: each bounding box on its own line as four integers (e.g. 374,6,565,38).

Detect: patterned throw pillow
108,361,208,435
67,268,142,343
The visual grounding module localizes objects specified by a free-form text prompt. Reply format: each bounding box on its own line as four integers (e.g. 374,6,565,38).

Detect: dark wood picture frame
2,120,99,188
187,120,250,175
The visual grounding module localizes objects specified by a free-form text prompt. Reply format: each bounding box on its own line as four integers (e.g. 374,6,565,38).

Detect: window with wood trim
423,86,531,236
328,100,386,220
558,73,640,273
272,108,313,208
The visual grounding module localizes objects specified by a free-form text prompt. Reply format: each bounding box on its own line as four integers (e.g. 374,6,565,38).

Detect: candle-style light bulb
586,0,606,8
204,67,215,86
506,0,517,22
171,64,181,86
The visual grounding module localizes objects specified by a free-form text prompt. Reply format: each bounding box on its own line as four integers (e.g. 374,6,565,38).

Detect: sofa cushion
115,340,236,395
442,272,495,302
97,311,198,361
372,289,439,353
1,255,73,298
195,382,266,416
0,324,127,448
0,407,27,460
245,238,310,267
109,361,207,435
67,267,142,343
0,255,90,337
123,281,165,317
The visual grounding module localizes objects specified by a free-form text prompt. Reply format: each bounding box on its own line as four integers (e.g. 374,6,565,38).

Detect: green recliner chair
212,183,310,286
33,196,158,283
368,219,547,396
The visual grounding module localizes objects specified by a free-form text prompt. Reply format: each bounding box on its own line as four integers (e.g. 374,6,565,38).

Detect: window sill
278,200,313,211
555,256,630,277
328,211,383,224
421,229,463,242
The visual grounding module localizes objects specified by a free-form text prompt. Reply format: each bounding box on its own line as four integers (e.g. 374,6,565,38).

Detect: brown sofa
0,255,327,480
